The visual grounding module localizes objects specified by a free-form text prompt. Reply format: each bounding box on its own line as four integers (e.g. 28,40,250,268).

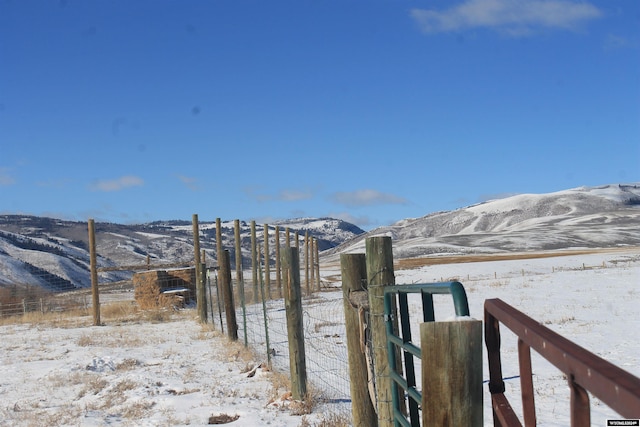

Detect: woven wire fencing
207,267,352,414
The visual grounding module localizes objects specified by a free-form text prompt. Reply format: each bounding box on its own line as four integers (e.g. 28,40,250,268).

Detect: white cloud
176,175,199,191
410,0,602,36
331,189,407,207
278,189,313,202
90,175,144,192
329,211,374,228
0,168,15,186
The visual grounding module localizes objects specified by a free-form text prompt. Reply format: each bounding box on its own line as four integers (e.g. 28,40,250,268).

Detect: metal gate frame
384,281,471,427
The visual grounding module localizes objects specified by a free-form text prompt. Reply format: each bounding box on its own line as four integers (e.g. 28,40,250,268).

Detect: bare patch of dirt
208,413,239,424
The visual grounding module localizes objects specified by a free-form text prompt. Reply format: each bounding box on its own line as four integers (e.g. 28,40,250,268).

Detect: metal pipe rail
384,281,470,427
485,298,640,426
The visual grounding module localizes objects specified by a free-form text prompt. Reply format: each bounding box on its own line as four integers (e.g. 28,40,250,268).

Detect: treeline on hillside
0,230,67,257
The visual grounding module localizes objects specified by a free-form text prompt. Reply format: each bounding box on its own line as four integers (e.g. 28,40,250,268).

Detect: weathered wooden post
251,220,258,303
215,218,223,266
341,253,378,427
282,246,307,400
220,249,238,340
275,225,282,298
264,224,271,299
314,237,321,291
366,236,396,427
88,218,100,326
193,214,206,323
305,231,310,294
421,320,483,426
234,220,247,345
201,249,208,320
275,225,282,299
309,237,316,295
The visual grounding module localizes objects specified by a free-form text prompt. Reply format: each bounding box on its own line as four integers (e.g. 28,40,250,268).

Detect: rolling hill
0,216,364,291
325,183,640,259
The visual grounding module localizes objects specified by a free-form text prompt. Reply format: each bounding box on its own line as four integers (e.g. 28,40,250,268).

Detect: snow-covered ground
394,248,640,426
0,248,638,426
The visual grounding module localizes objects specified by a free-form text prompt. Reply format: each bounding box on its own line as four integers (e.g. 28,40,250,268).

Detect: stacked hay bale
133,267,196,309
133,270,166,309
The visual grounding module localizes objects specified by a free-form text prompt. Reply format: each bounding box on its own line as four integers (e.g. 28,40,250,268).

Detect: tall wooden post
215,218,223,266
193,214,206,323
234,219,247,346
201,249,208,322
304,231,310,295
283,228,291,292
275,226,282,299
251,220,258,303
341,253,378,427
264,224,271,299
366,236,395,427
309,237,315,295
282,247,307,400
421,321,483,426
234,220,243,293
315,237,321,291
220,249,237,340
88,219,100,326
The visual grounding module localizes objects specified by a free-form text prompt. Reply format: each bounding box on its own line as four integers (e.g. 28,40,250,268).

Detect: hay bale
158,292,183,309
166,268,197,294
165,267,196,303
134,268,196,308
133,270,165,309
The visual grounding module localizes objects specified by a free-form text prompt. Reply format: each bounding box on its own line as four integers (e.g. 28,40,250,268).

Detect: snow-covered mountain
0,216,364,291
325,183,640,259
2,184,638,291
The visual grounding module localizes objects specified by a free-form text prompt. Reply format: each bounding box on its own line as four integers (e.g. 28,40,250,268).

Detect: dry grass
100,301,139,319
78,376,109,397
77,330,148,348
395,247,635,270
0,297,179,328
288,389,318,416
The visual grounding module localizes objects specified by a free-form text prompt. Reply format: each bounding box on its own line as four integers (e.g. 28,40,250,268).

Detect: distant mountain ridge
0,216,364,291
325,183,640,259
2,183,639,291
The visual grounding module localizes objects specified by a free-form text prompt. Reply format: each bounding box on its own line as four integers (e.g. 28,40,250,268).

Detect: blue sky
1,0,638,230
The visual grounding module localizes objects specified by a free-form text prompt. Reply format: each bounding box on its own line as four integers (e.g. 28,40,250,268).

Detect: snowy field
0,248,638,426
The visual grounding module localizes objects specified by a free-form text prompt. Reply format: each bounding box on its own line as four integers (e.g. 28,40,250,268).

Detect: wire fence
206,267,352,414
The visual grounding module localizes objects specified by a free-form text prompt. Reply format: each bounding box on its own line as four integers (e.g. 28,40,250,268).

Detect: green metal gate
384,281,470,427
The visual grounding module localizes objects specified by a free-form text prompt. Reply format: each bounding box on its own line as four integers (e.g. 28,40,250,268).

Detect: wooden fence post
220,249,238,340
264,224,271,299
275,226,282,299
421,320,483,427
305,231,310,295
366,236,396,427
282,246,307,400
251,221,258,303
309,237,315,295
341,253,378,427
193,214,206,323
234,219,247,344
314,237,321,291
88,218,101,326
215,218,223,266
